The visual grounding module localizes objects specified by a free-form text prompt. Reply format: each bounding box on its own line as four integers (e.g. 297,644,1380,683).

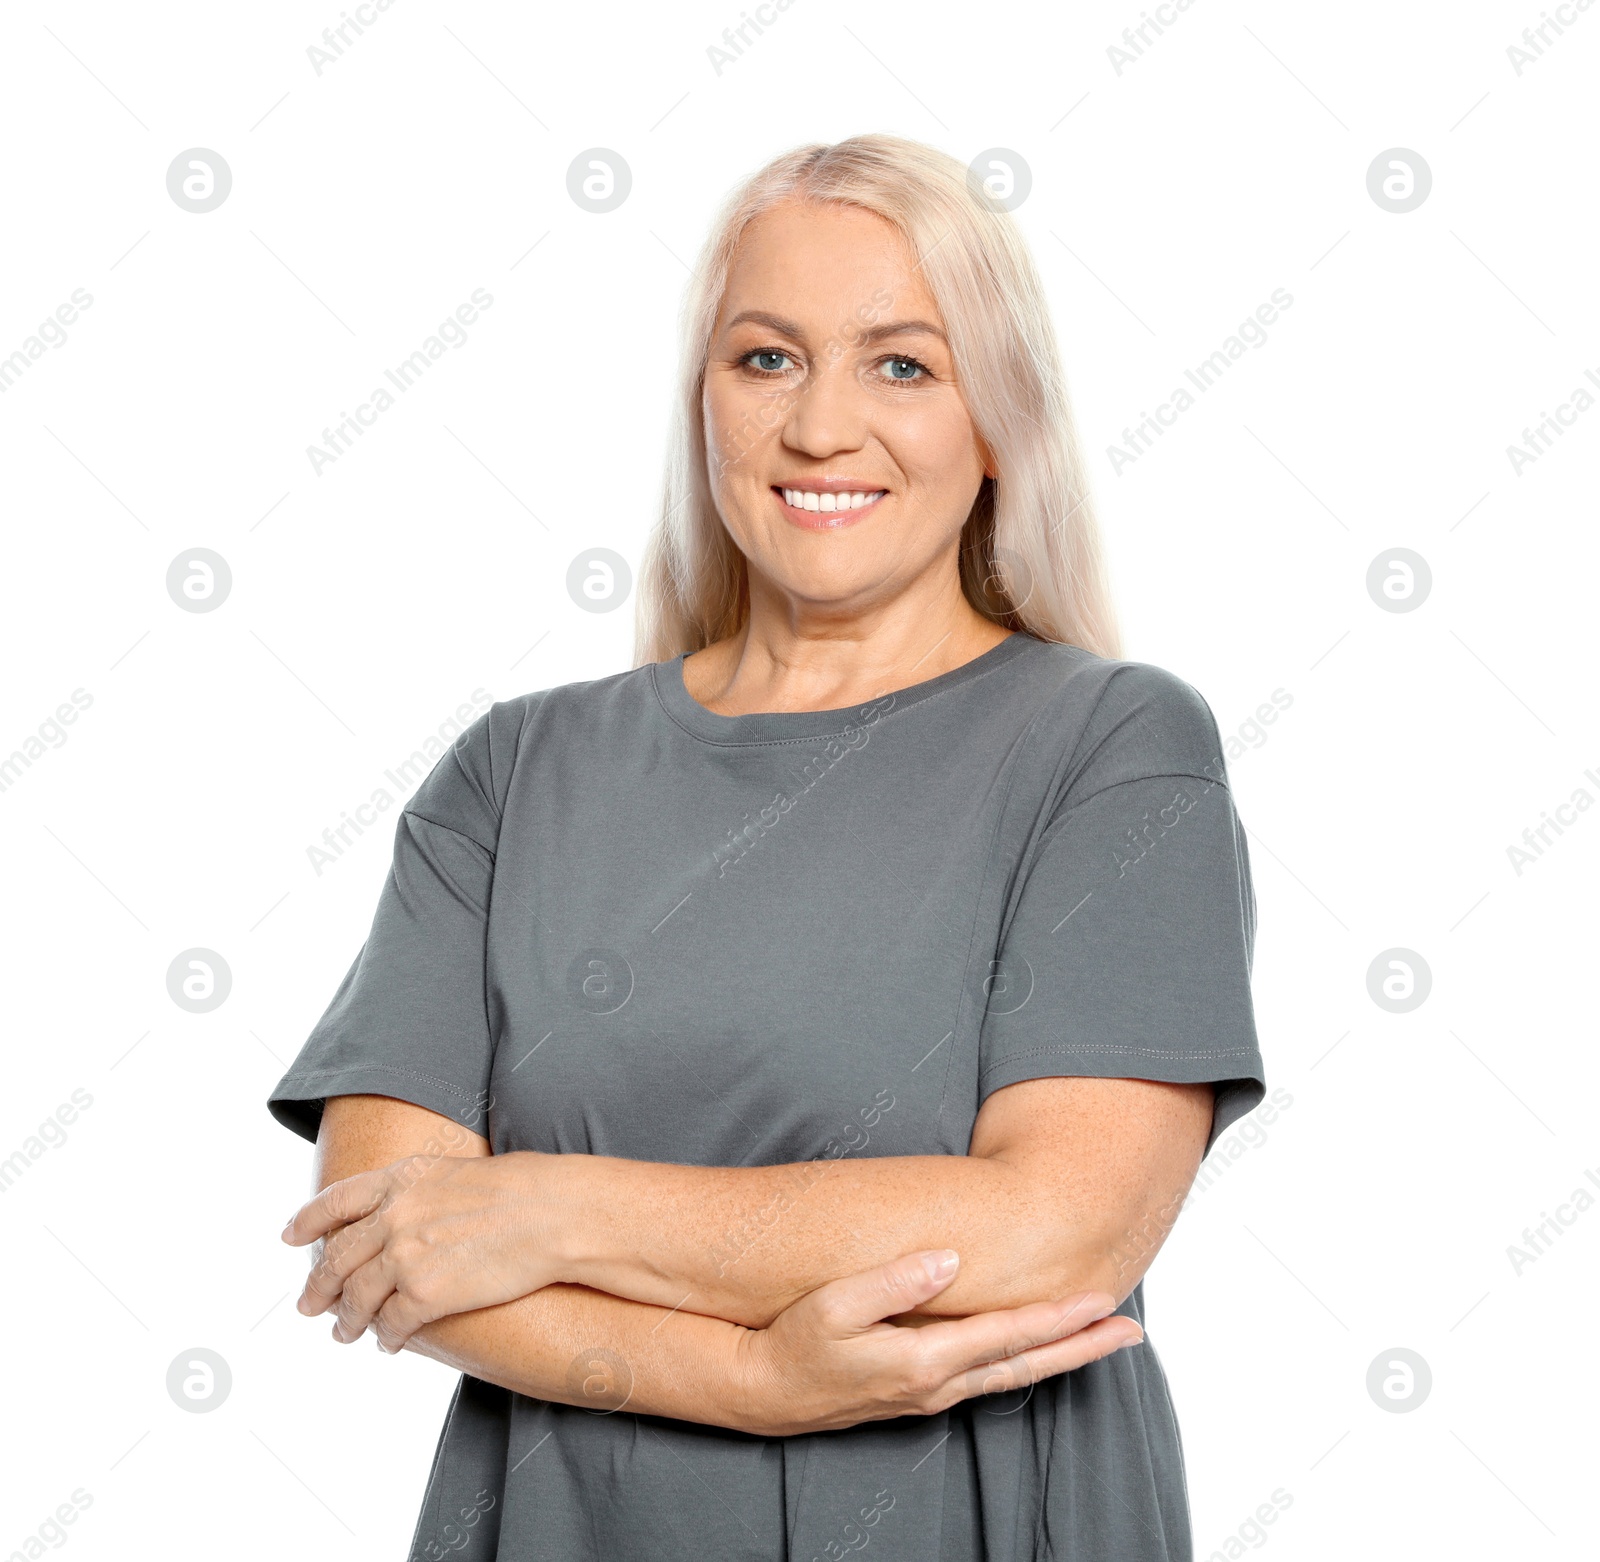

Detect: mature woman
271,134,1265,1561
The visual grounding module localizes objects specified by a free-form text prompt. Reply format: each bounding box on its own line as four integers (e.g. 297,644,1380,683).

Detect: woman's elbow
1008,1211,1184,1310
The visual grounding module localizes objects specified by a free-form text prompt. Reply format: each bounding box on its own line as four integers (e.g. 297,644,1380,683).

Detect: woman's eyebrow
722,310,948,347
856,319,947,346
723,309,807,340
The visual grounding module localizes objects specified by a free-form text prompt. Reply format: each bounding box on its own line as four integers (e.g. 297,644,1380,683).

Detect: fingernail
280,1220,295,1243
921,1250,959,1282
1116,1328,1144,1351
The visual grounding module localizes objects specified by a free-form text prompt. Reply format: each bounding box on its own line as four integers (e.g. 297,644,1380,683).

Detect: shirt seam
395,806,500,1080
648,637,1035,749
1064,769,1233,809
937,713,1037,1127
272,1063,479,1101
1053,663,1229,812
980,1044,1261,1073
402,806,498,859
1030,768,1235,869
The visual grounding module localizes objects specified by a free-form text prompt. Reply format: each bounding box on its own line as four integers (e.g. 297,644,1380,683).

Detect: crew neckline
652,631,1036,744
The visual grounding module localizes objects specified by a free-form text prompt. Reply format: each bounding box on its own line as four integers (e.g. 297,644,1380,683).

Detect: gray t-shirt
268,631,1266,1562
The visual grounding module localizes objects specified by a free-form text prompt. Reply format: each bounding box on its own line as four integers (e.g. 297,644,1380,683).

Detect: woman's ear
977,436,999,482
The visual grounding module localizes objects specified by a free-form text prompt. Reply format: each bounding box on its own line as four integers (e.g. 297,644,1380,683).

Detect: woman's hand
729,1248,1143,1437
281,1150,565,1350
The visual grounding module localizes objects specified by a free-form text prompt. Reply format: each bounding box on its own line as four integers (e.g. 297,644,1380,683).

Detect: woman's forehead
716,200,939,336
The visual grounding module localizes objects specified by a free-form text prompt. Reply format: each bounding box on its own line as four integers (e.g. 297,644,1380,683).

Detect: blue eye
879,356,927,383
746,350,793,373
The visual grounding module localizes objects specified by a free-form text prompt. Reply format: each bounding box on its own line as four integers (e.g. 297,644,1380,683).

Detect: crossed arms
282,1076,1212,1437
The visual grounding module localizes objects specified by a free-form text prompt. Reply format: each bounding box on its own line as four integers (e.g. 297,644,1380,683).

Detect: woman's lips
772,486,887,527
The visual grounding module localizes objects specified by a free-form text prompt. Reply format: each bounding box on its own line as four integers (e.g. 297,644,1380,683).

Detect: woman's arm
302,1096,752,1422
292,1078,1209,1340
295,1095,1144,1435
550,1075,1212,1327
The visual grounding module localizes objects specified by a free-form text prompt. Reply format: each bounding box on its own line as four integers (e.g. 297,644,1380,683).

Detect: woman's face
702,199,992,619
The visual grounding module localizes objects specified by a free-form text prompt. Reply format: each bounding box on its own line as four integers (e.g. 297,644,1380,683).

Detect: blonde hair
632,133,1121,665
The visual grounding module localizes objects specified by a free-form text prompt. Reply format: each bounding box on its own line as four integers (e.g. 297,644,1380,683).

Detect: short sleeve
267,709,507,1145
978,664,1266,1156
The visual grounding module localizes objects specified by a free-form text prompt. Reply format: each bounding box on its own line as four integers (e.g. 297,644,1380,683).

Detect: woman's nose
780,361,869,459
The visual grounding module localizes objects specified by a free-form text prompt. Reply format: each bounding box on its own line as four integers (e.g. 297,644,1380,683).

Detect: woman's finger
805,1249,964,1335
944,1314,1144,1407
329,1252,400,1345
296,1215,389,1317
282,1166,396,1246
908,1291,1118,1380
371,1283,436,1354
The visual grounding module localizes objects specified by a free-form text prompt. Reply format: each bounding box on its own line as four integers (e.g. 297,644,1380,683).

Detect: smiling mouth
773,486,888,514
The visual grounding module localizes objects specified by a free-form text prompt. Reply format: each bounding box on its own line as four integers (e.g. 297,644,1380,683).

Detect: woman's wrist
504,1149,595,1290
531,1151,683,1304
720,1320,784,1435
499,1156,791,1433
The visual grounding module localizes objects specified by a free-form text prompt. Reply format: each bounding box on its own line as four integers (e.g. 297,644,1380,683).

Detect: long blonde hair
632,133,1121,665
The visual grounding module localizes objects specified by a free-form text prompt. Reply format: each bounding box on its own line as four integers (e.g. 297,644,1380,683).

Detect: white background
1,0,1594,1557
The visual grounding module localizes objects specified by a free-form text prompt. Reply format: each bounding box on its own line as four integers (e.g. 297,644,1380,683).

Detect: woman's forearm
545,1152,1082,1329
401,1251,1145,1445
539,1079,1211,1329
291,1082,1205,1347
405,1280,759,1430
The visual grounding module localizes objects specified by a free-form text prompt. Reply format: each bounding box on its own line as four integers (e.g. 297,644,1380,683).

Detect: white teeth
781,488,886,512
